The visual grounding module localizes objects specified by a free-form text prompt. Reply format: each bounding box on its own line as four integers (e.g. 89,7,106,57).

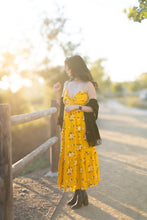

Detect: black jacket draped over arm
84,99,101,146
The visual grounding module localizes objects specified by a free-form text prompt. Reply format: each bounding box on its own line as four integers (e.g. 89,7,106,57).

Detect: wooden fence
0,100,60,220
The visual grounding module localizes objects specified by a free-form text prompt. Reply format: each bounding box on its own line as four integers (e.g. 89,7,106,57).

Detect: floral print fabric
57,88,100,192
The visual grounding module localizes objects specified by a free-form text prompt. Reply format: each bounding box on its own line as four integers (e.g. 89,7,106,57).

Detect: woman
53,55,101,209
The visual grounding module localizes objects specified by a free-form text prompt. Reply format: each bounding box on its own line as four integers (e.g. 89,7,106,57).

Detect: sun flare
0,74,32,93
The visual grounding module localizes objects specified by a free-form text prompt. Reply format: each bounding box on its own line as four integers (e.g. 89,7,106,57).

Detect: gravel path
13,99,147,220
13,169,63,220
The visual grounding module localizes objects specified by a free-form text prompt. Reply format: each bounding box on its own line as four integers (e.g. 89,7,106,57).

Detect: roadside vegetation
109,73,147,109
116,96,147,109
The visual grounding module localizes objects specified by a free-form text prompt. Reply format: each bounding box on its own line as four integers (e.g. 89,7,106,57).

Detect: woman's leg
67,189,78,206
81,190,88,206
71,189,88,209
71,189,83,209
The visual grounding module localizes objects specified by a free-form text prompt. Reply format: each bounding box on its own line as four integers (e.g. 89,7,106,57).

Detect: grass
117,96,147,109
18,151,50,176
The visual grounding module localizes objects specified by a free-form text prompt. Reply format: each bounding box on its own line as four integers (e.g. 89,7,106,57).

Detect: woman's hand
65,105,78,112
53,82,61,105
53,82,61,93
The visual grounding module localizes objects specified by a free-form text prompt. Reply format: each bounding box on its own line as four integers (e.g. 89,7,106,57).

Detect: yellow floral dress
57,86,100,192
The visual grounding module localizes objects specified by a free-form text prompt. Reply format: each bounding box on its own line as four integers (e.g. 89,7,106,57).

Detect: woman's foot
82,190,88,206
71,189,83,209
67,189,78,206
71,189,88,209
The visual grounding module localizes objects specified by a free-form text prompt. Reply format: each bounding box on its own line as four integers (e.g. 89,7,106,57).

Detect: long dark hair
64,55,98,89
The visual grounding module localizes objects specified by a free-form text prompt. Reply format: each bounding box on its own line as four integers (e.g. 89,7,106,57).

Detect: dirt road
51,99,147,220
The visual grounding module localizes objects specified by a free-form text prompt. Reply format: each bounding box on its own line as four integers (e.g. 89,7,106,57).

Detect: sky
0,0,147,82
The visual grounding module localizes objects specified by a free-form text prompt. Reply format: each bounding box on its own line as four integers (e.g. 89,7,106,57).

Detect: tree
41,16,66,51
111,82,124,95
124,0,147,22
138,72,147,89
0,52,17,78
37,65,67,86
126,72,147,92
60,41,80,57
40,14,80,59
127,80,141,92
37,11,81,88
90,59,111,93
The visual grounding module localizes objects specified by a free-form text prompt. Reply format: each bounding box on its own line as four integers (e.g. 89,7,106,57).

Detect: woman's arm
82,81,97,112
53,81,68,105
87,81,97,99
53,82,61,105
65,105,93,112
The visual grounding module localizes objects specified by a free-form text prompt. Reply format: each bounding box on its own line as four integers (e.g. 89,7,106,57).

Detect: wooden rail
12,136,58,178
11,107,57,126
0,100,60,220
0,177,4,188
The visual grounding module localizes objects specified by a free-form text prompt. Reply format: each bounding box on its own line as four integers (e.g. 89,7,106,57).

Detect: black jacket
84,99,101,146
57,97,102,146
57,97,64,129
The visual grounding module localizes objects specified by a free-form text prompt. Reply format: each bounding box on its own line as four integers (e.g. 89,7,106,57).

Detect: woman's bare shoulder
86,81,96,99
85,81,95,89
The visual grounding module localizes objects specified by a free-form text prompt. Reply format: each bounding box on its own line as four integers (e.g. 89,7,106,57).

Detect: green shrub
117,96,147,109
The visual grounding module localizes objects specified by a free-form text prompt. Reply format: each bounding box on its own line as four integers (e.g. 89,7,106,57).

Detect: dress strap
65,80,69,89
81,82,88,91
62,80,69,97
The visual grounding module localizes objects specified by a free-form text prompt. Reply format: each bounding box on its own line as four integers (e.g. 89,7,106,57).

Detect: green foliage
90,59,111,94
138,72,147,88
127,80,141,92
109,72,147,98
0,88,31,115
117,96,147,109
0,80,50,115
37,65,68,98
126,72,147,92
12,118,50,163
111,82,124,95
60,41,80,57
41,14,80,58
18,152,50,176
41,16,67,50
0,76,54,167
124,0,147,22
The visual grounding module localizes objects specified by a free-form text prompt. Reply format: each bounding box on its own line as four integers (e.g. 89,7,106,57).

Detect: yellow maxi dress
57,87,100,192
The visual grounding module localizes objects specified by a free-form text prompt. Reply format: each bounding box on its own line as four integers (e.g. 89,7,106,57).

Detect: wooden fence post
50,100,60,173
0,104,13,220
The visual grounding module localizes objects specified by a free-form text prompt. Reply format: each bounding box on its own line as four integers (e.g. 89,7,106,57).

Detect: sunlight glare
0,76,9,90
0,74,32,93
38,77,44,84
22,78,32,87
